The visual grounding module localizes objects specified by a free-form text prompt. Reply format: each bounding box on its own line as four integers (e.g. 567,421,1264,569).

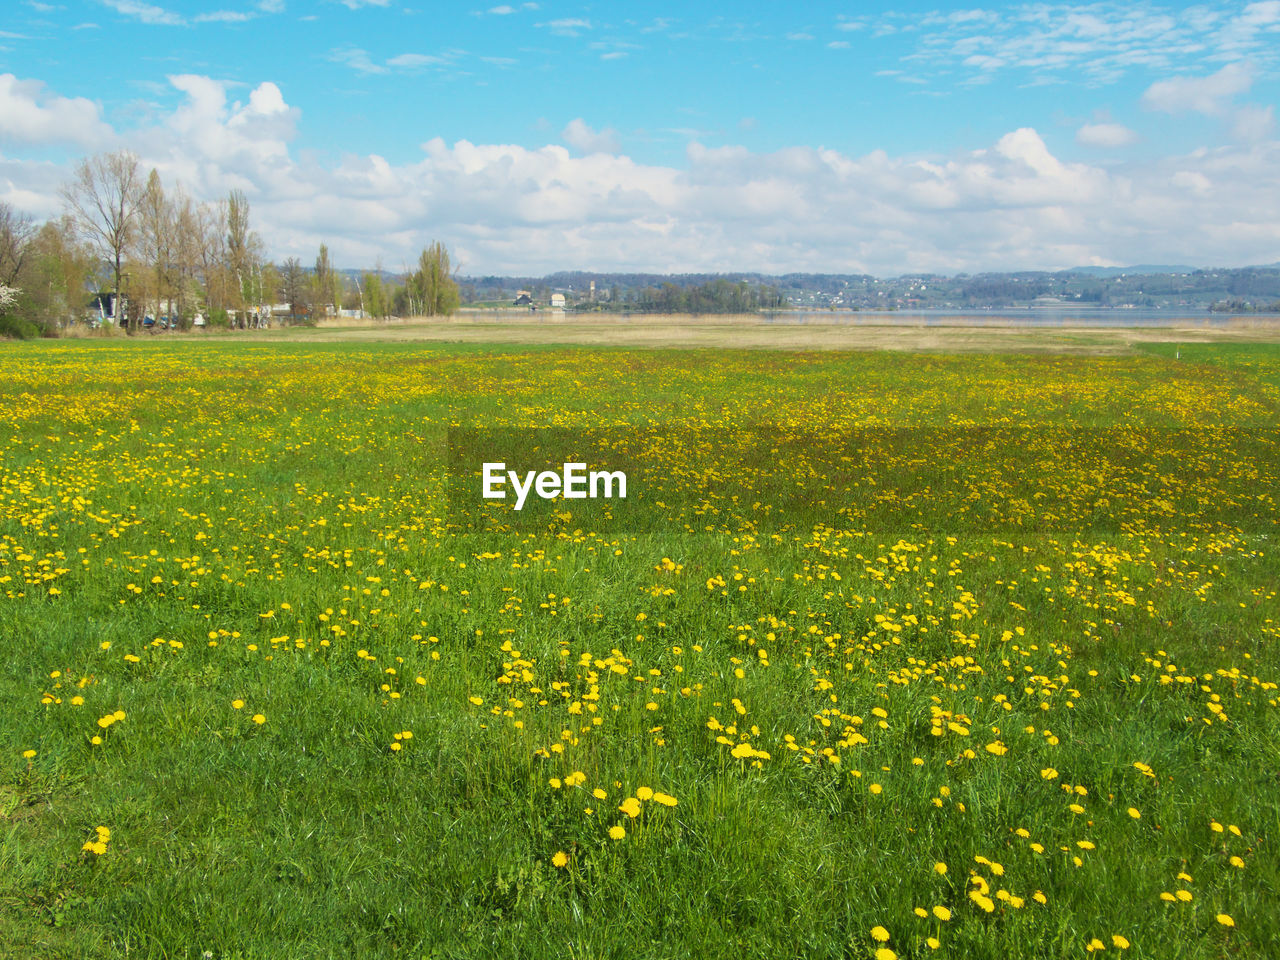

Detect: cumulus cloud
1076,122,1139,147
561,118,620,155
0,74,113,146
3,72,1280,274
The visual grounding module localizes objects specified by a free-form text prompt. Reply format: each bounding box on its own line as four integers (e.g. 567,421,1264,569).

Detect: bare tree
138,168,174,328
0,202,34,286
172,191,201,328
61,150,144,331
281,256,307,322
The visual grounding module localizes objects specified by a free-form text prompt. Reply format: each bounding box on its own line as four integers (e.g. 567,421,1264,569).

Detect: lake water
760,307,1280,326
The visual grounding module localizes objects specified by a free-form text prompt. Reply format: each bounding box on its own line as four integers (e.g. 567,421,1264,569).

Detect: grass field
2,334,1279,959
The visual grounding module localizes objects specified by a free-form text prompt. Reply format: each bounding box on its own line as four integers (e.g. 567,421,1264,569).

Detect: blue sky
2,1,1280,274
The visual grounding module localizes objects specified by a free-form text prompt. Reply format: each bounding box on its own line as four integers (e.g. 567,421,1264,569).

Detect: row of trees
624,279,786,314
0,149,459,338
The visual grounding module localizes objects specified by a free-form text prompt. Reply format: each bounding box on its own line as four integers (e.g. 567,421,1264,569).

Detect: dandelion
933,906,951,921
1112,935,1130,949
1128,807,1140,819
636,786,654,801
619,797,641,818
609,825,625,840
232,700,244,709
933,861,947,875
1216,914,1234,927
21,749,36,759
653,792,677,806
871,925,890,942
552,851,569,868
252,714,266,725
875,949,897,960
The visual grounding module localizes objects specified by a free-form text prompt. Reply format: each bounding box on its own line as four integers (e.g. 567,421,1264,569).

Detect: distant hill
1062,265,1199,277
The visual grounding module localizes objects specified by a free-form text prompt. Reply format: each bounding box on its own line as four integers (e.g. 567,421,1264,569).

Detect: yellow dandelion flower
1176,890,1193,902
875,949,897,960
1128,807,1140,819
232,700,244,709
1229,856,1244,868
934,862,947,875
1086,938,1104,953
871,925,890,942
1112,935,1130,949
619,797,641,818
22,749,36,759
653,792,677,806
252,714,266,725
609,825,625,840
593,788,607,800
933,906,951,921
1160,892,1176,902
927,937,940,950
1216,914,1234,927
636,787,654,801
390,742,402,751
869,783,883,794
552,851,569,868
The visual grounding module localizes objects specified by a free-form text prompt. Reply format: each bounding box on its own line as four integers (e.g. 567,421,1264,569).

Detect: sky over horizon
2,0,1280,276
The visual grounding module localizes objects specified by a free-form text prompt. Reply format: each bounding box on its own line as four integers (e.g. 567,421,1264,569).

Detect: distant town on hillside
453,265,1280,314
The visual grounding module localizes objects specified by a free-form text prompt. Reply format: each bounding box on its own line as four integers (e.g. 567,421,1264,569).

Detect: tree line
0,150,458,338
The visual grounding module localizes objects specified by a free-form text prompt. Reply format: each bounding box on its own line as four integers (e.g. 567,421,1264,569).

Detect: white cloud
1141,62,1255,114
3,73,1280,275
329,47,388,74
487,4,515,13
1076,122,1139,147
339,0,390,8
907,2,1280,85
100,0,184,25
386,53,449,68
0,74,113,146
562,118,620,155
540,17,590,35
194,10,252,22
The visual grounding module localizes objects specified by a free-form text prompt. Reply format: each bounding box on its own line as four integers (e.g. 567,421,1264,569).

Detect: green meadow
2,336,1278,959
